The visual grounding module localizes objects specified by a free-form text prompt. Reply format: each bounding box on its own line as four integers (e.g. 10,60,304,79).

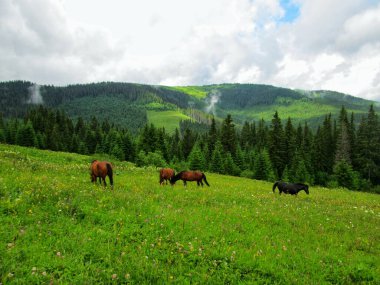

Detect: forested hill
0,80,377,132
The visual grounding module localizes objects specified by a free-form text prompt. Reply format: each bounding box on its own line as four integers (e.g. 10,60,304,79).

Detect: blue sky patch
279,0,300,23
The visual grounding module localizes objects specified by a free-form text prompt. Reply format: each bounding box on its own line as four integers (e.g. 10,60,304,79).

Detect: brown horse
90,160,113,187
159,168,175,185
170,171,210,187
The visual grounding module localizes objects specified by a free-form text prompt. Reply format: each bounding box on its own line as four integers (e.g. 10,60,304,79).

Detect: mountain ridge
0,80,378,132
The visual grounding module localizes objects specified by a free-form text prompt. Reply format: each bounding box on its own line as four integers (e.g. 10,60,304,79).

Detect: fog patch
205,90,221,115
27,84,43,104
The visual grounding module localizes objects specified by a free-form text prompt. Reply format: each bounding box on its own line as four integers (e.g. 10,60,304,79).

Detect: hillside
0,144,379,283
0,81,378,132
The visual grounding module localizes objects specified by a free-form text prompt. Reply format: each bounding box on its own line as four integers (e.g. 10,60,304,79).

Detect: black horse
272,181,309,195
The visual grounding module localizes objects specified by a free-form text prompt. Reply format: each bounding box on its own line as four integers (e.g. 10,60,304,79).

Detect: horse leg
200,180,204,187
183,181,187,187
102,176,107,187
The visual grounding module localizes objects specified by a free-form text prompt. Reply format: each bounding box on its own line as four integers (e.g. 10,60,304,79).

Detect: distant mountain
0,81,378,132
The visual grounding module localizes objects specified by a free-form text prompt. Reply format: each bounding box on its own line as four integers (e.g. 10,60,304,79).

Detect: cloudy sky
1,0,380,101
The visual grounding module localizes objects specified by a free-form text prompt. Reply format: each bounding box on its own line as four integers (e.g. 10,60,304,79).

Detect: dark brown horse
90,160,113,187
170,171,210,187
159,168,175,185
272,181,309,195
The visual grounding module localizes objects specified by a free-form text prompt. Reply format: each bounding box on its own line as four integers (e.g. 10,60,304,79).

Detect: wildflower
112,274,117,279
125,273,130,279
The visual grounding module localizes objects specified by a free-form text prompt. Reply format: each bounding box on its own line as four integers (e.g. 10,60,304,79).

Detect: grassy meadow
0,144,379,284
147,110,191,133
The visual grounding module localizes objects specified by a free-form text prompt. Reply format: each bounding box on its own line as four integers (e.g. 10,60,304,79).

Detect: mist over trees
1,104,379,192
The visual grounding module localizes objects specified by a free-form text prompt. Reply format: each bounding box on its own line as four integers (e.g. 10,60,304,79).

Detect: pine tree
221,114,237,156
122,131,136,162
210,141,224,173
234,145,245,171
156,128,169,162
354,105,380,184
208,117,218,156
321,114,335,173
284,117,296,168
268,111,286,179
335,106,352,164
253,149,275,181
182,128,195,159
223,152,239,176
16,120,36,147
241,121,255,149
188,142,206,171
169,128,182,161
333,160,356,190
256,119,268,150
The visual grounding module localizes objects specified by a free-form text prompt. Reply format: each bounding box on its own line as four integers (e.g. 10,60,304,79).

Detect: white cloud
0,0,379,101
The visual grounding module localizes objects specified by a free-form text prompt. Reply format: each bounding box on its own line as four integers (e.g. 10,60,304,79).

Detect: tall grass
0,144,379,284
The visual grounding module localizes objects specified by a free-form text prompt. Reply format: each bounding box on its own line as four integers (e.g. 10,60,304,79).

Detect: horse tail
202,173,210,186
106,163,113,186
159,169,163,185
272,181,279,193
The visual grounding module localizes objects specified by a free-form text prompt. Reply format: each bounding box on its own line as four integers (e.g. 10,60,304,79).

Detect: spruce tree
122,132,136,162
169,128,182,161
335,106,352,164
268,111,286,179
210,141,224,173
223,152,239,176
253,149,275,181
256,119,268,150
284,117,296,168
188,142,206,171
355,105,380,184
182,128,195,159
16,121,36,147
221,114,237,156
208,117,218,156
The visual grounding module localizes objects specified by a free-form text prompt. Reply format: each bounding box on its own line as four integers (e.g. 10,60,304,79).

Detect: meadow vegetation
1,144,379,284
147,110,191,133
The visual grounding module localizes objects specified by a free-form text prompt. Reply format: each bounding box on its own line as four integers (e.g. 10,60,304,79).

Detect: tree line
0,105,379,192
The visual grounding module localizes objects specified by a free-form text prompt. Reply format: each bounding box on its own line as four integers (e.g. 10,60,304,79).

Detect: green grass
227,101,368,126
1,144,379,284
169,86,209,99
147,110,191,133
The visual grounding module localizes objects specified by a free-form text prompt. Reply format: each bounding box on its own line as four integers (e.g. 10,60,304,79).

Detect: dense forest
1,104,379,192
1,81,377,132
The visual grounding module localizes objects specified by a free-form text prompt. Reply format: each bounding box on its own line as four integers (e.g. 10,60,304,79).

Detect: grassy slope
228,102,366,121
147,110,191,133
0,144,379,284
168,86,209,99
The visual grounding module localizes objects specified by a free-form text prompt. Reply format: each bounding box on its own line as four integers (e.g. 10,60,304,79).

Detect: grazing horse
90,160,113,188
170,171,210,187
159,168,175,185
272,181,309,195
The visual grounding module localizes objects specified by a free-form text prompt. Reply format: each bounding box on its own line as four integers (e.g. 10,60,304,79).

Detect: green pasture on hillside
147,110,191,133
229,102,367,123
169,86,209,99
0,144,379,284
